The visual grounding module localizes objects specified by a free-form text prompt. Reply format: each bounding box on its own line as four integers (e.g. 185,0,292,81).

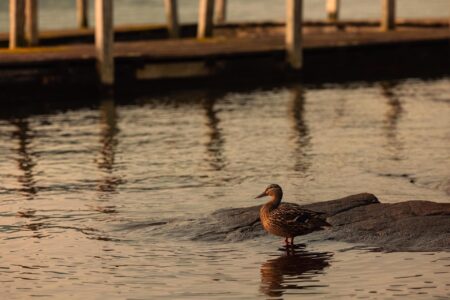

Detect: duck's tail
314,212,332,229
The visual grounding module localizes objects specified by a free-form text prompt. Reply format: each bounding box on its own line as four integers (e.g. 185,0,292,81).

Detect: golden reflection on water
260,248,331,298
0,78,449,299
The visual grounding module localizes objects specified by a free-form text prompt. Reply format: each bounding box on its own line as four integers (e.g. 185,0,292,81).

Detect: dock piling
214,0,226,24
381,0,396,31
77,0,89,28
198,0,215,38
9,0,26,49
164,0,180,38
326,0,340,22
286,0,303,70
95,0,114,86
25,0,38,46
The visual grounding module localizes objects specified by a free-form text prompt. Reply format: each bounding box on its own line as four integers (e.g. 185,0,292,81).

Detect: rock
184,193,379,242
140,193,450,251
324,200,450,251
200,193,450,251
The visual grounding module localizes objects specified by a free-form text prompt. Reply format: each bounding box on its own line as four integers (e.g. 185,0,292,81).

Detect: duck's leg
290,237,295,246
284,237,289,247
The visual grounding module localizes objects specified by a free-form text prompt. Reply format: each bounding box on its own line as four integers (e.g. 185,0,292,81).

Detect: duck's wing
276,203,328,225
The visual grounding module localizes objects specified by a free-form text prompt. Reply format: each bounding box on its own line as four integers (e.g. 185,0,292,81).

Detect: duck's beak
255,191,267,199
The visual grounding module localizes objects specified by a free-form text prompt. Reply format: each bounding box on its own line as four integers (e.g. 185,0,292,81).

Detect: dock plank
0,26,448,65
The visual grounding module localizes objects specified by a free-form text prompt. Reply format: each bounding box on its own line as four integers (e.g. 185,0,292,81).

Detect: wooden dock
0,22,448,64
1,0,449,92
0,20,448,92
1,0,449,93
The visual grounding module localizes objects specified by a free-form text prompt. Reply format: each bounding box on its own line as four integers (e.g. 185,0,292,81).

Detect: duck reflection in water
260,247,332,299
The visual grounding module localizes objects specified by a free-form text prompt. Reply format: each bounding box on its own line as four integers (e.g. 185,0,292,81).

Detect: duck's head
255,184,283,200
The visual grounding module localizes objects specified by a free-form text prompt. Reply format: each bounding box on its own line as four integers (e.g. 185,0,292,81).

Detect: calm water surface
1,78,450,299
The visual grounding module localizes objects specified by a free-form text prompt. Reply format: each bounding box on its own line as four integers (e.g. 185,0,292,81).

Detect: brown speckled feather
260,202,330,238
271,203,325,223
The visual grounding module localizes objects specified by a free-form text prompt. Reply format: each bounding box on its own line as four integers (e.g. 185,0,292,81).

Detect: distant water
0,77,449,299
0,0,449,32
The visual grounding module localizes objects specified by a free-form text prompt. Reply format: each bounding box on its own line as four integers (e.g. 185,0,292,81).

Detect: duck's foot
278,238,292,252
279,244,307,254
291,243,306,250
280,237,307,252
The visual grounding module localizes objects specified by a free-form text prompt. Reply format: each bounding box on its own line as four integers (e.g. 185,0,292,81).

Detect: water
1,77,449,299
0,0,449,32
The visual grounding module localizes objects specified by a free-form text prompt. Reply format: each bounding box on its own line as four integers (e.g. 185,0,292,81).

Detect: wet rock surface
324,199,450,251
175,193,449,252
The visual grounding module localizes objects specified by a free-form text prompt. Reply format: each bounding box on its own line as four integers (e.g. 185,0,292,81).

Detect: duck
256,184,330,246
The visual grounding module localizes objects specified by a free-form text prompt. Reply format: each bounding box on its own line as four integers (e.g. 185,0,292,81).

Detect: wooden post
326,0,340,22
95,0,114,86
9,0,26,49
164,0,180,38
214,0,226,24
198,0,215,38
77,0,89,28
285,0,303,69
381,0,396,31
25,0,38,46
